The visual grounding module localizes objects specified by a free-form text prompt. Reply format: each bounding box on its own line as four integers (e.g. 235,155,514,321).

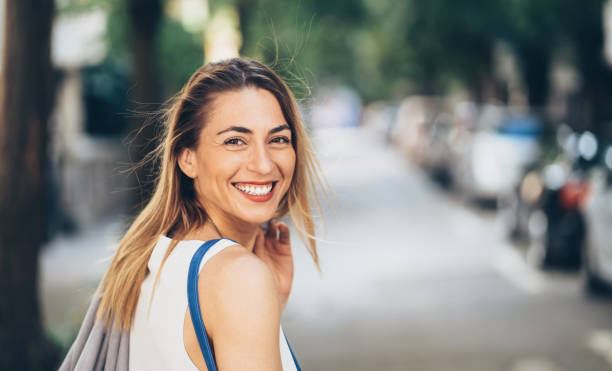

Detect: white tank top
130,235,299,370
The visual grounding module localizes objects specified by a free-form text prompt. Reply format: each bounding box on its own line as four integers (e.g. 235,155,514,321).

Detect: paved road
283,126,612,371
42,126,612,370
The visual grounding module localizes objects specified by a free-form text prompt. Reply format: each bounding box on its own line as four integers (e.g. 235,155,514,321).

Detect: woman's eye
271,136,291,144
224,137,246,146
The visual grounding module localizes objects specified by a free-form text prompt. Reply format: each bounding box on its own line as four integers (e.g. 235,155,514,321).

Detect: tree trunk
0,0,60,370
572,0,612,131
236,0,254,56
127,0,163,214
518,43,551,108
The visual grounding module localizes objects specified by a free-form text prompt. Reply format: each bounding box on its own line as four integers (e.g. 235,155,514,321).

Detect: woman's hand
253,222,294,313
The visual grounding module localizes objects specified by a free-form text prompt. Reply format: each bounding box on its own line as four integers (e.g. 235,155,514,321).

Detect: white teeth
234,183,273,196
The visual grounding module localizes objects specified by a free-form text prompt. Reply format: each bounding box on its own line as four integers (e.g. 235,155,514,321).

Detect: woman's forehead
204,87,287,132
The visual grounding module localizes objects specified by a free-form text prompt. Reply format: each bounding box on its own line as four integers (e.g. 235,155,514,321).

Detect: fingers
253,227,265,254
277,222,290,244
264,221,290,242
265,220,278,241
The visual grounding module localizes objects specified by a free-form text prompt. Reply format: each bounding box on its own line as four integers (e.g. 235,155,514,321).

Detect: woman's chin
233,208,276,226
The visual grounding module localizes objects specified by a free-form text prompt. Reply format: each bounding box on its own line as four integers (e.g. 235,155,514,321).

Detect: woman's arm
186,246,283,371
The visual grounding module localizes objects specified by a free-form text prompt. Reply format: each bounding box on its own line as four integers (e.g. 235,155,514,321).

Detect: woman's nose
247,143,274,174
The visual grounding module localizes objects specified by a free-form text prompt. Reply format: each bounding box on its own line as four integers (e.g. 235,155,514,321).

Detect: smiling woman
177,88,298,228
60,57,327,371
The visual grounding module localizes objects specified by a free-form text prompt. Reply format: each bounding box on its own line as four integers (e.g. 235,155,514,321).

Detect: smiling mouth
232,181,277,196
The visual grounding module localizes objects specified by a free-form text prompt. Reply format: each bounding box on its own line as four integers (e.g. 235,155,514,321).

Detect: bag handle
188,239,223,371
187,238,302,371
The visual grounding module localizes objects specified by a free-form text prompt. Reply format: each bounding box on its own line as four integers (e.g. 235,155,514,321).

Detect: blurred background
2,0,612,370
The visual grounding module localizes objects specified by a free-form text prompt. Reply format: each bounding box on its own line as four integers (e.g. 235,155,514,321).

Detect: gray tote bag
58,295,129,371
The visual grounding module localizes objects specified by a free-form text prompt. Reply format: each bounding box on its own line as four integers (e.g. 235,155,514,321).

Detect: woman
96,57,325,370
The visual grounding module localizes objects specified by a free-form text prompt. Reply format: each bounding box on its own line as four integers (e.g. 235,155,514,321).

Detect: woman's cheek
280,156,296,192
286,148,297,174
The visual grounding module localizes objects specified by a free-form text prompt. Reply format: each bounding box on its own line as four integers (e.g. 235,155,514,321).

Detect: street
282,126,612,371
41,126,612,371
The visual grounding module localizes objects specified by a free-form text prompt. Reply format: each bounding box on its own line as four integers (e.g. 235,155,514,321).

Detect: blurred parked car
419,112,455,185
390,95,443,162
362,101,398,144
502,129,598,270
582,143,612,292
526,163,589,269
451,106,543,203
308,85,362,129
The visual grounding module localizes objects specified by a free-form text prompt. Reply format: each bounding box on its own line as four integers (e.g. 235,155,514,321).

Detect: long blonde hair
97,57,326,330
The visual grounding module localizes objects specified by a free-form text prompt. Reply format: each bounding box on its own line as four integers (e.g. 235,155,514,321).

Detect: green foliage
156,17,205,95
58,0,205,99
57,0,612,121
103,0,129,65
236,0,367,101
368,0,508,97
56,0,111,14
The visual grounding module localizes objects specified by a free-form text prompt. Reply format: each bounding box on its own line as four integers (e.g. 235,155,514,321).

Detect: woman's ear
177,148,198,179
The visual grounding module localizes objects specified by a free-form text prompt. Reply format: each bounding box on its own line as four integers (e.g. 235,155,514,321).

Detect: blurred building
49,10,130,236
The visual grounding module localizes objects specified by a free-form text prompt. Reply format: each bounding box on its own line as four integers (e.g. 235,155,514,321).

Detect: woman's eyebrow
268,124,291,134
216,124,290,135
216,126,251,135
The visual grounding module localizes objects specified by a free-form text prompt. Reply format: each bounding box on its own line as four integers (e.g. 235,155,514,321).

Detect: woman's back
129,235,299,370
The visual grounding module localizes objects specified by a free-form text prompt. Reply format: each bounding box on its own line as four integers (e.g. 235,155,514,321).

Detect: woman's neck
182,209,259,253
209,211,259,253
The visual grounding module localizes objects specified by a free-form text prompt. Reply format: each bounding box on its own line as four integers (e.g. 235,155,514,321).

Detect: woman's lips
232,181,277,202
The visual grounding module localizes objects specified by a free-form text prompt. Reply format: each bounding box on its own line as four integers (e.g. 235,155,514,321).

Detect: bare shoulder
196,245,283,369
200,245,279,317
201,244,278,299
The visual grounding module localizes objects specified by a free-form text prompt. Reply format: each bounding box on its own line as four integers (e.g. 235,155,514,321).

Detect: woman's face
180,87,296,225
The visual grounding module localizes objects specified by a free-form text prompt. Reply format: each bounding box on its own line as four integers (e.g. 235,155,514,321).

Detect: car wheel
558,211,586,269
581,239,610,295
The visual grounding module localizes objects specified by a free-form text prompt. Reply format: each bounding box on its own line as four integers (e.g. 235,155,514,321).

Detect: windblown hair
96,57,326,331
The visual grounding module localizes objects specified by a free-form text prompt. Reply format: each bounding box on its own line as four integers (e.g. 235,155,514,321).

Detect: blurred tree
235,0,508,102
127,0,164,211
362,0,612,127
58,0,206,211
0,0,61,370
505,0,560,107
508,0,612,127
58,0,612,137
568,0,612,129
100,0,204,97
373,0,507,101
156,16,205,94
235,0,368,100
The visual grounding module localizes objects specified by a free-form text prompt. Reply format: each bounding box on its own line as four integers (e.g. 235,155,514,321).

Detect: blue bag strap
283,332,302,371
188,239,224,371
188,238,303,371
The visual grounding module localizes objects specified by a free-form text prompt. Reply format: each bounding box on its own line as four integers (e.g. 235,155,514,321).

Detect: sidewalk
40,216,124,347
